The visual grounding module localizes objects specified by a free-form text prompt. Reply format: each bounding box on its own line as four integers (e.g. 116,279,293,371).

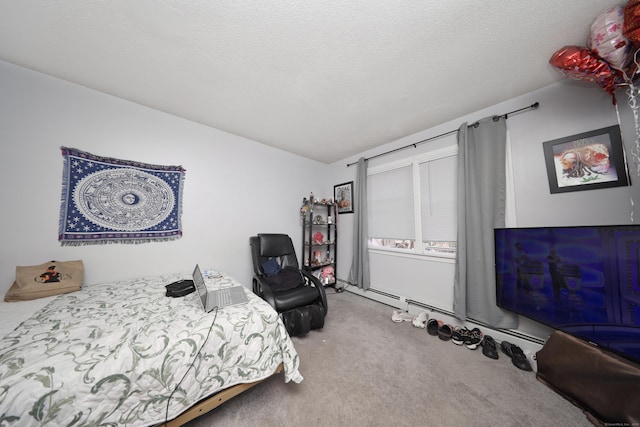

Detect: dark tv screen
494,225,640,365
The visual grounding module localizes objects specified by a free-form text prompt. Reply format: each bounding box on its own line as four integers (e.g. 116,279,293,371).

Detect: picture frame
334,181,354,214
542,125,629,194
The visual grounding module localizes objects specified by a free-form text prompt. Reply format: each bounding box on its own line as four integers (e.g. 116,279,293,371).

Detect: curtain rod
347,102,540,167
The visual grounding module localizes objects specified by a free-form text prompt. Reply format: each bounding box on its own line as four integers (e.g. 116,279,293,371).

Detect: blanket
0,272,302,426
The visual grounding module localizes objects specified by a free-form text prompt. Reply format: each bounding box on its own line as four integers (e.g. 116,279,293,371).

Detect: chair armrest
300,270,328,316
254,275,277,310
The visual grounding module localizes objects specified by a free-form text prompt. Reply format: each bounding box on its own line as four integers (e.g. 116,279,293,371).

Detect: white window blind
368,165,414,240
419,155,457,242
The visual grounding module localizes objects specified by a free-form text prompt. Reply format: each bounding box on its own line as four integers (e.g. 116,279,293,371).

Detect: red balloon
549,46,623,99
624,0,640,47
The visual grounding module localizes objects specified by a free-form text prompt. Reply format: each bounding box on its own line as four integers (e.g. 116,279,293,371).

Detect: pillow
261,258,282,276
4,260,84,302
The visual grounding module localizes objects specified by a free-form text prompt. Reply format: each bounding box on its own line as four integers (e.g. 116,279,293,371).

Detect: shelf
304,262,335,270
301,198,337,288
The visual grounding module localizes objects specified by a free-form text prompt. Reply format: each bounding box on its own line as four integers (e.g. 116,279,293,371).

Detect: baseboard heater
338,279,545,346
367,288,400,301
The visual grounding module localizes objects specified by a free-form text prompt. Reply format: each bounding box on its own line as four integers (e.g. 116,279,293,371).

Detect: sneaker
523,348,538,372
412,311,429,328
501,341,532,371
481,335,499,359
427,319,440,336
464,328,484,350
391,310,415,323
438,323,452,341
451,327,470,345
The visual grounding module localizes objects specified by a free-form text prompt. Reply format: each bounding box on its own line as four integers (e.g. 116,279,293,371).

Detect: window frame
367,145,458,260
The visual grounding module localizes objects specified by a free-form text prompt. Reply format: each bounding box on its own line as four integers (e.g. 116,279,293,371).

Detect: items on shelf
319,265,335,285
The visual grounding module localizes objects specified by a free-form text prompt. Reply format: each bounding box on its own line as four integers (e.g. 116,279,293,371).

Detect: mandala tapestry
58,147,185,245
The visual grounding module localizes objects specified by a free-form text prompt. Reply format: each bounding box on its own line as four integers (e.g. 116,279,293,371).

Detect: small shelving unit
300,195,341,292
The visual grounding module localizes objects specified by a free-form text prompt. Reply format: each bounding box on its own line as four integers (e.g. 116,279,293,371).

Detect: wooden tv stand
536,330,640,426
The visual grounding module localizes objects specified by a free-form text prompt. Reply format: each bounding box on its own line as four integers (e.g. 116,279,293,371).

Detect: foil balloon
589,5,632,70
624,0,640,48
549,46,623,100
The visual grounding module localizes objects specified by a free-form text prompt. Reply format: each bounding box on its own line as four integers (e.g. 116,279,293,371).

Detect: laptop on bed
193,264,248,313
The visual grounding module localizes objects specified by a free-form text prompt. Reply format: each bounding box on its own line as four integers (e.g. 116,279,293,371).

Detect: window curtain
348,157,370,290
453,116,517,329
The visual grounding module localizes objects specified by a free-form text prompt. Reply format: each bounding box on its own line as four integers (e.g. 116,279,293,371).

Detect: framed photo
543,125,629,194
334,181,354,214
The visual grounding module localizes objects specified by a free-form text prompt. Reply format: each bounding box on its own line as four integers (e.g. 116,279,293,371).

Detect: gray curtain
348,157,370,290
453,116,518,329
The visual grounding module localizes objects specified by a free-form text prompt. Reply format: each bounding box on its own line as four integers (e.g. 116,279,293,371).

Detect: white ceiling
0,1,622,163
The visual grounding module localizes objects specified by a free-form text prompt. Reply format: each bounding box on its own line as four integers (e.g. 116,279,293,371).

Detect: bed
0,270,303,426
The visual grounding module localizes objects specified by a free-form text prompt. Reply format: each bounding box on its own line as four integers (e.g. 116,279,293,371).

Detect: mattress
0,296,56,338
0,272,302,426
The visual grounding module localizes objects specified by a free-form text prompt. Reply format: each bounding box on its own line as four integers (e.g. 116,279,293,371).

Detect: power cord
327,280,351,295
163,306,218,426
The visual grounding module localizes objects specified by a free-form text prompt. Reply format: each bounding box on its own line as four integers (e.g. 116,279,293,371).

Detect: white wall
329,79,635,341
0,60,327,293
3,56,635,346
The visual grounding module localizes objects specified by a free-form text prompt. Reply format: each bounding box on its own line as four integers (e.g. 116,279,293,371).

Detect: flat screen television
494,225,640,365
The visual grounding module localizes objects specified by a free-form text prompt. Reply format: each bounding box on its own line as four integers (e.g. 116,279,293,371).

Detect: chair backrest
250,234,299,276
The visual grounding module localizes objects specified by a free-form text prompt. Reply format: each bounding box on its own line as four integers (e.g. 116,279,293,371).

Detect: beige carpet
185,290,593,427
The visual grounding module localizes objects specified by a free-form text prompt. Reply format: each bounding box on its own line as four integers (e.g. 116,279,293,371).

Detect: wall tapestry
58,147,185,245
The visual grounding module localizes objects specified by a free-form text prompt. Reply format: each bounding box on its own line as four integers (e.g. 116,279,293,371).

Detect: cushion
261,258,282,276
4,260,84,302
265,266,304,292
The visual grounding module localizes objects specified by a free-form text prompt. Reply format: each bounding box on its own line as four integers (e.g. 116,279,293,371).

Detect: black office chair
250,233,327,335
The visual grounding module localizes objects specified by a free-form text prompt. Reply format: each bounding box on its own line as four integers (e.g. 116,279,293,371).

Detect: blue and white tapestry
58,147,185,245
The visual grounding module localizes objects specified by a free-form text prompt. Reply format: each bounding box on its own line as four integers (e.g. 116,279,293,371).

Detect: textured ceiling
0,1,622,163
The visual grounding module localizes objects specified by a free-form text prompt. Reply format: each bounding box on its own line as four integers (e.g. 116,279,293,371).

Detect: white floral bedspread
0,272,302,426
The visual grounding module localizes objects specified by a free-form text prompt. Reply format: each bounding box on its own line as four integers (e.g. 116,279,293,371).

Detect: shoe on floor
501,341,532,371
427,319,441,336
500,340,514,358
451,327,470,345
438,323,452,341
481,335,499,359
412,311,429,328
391,310,415,323
464,328,484,350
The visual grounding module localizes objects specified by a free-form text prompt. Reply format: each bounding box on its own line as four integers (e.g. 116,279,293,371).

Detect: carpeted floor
185,290,593,427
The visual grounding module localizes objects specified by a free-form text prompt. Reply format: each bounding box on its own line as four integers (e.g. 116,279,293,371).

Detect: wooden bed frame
162,363,284,426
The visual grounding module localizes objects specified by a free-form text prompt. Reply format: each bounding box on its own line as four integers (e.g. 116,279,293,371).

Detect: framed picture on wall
334,181,354,214
542,125,629,194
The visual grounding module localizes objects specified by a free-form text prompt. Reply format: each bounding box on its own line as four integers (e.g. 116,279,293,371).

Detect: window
419,154,457,255
367,146,458,257
369,238,415,250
